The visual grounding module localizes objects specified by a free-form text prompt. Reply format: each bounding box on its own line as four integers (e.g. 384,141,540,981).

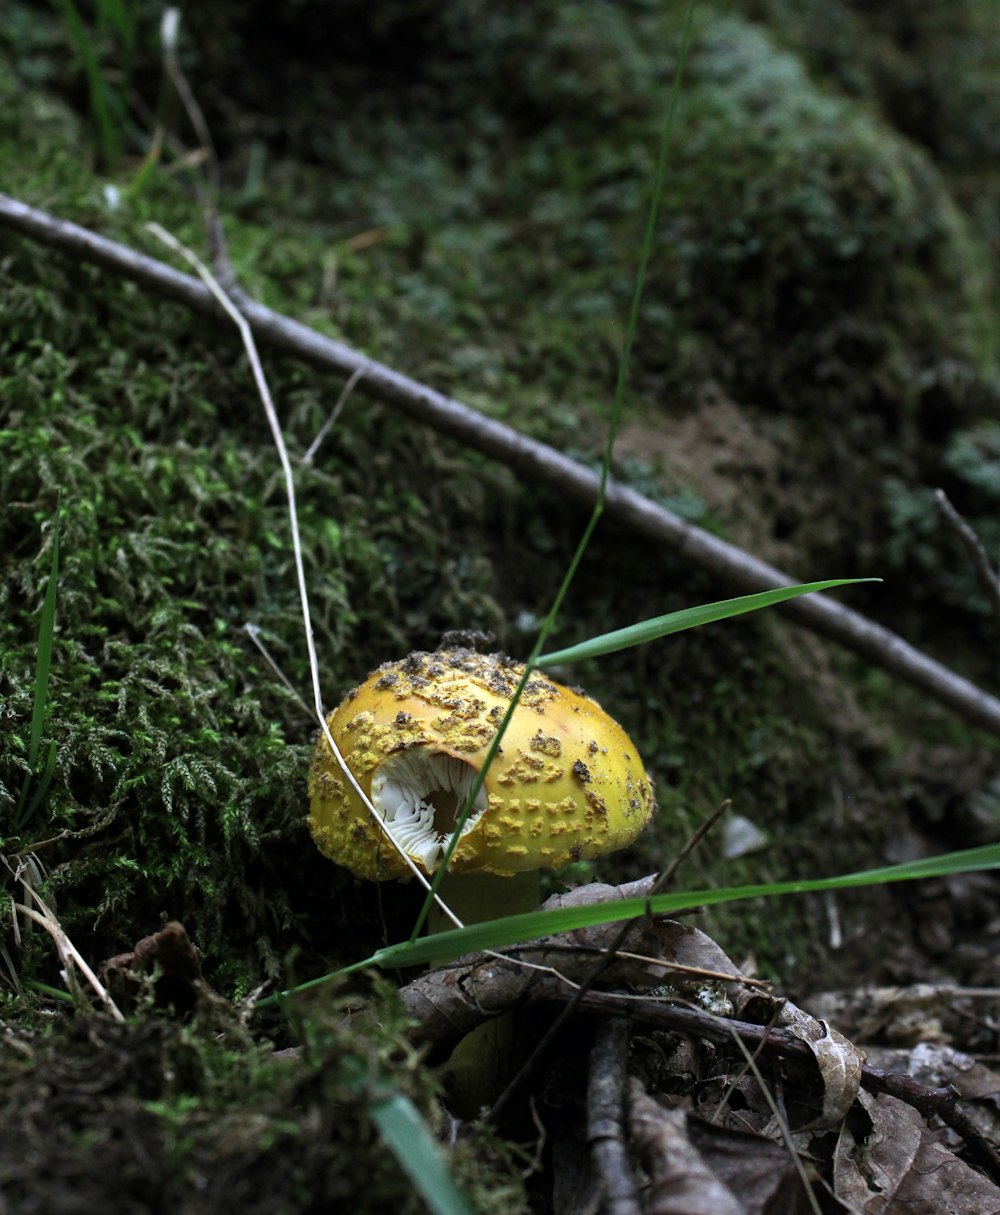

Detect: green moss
0,990,529,1214
653,13,996,392
0,51,509,989
0,265,511,989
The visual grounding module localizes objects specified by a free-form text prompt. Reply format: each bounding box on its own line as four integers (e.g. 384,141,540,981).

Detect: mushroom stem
427,869,542,1119
427,870,542,937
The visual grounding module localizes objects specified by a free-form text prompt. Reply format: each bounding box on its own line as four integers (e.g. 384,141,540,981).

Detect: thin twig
160,8,220,200
587,1017,642,1215
303,365,367,464
516,942,768,987
16,887,124,1022
3,194,998,735
935,489,1000,622
653,799,732,894
242,623,314,720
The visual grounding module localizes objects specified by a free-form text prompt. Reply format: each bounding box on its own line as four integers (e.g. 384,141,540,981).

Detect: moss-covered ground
2,1,1000,1209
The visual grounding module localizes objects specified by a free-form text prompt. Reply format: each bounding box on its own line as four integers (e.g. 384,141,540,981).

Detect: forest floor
3,2,1000,1211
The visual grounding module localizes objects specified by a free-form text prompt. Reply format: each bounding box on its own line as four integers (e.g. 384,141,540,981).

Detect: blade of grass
256,843,1000,1005
381,843,1000,969
50,0,124,166
387,846,1000,968
95,0,137,52
408,0,698,942
536,579,880,666
26,979,76,1003
369,1093,476,1215
16,504,60,829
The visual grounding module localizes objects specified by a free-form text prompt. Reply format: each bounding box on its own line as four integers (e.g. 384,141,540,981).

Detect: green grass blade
372,843,1000,969
26,514,60,769
95,0,136,50
407,0,697,943
369,1094,475,1215
50,0,124,166
253,843,1000,1008
26,979,76,1003
536,579,880,666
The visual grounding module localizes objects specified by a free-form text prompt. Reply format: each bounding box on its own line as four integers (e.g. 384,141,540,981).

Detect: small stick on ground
587,1018,642,1215
935,489,1000,623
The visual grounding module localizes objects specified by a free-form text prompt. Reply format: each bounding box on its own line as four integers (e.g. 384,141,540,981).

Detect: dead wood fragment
628,1080,744,1215
587,1018,642,1215
100,920,203,1015
3,191,1000,737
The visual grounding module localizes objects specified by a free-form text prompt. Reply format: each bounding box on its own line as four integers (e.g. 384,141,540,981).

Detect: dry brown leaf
628,1080,745,1215
834,1089,1000,1214
806,984,956,1046
687,1118,818,1215
739,994,865,1130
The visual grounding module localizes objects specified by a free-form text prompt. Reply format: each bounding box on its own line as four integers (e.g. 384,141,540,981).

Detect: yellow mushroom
307,647,656,889
309,646,656,1114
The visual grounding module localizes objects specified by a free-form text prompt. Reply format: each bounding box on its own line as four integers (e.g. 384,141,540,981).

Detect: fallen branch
935,489,1000,624
3,192,1000,734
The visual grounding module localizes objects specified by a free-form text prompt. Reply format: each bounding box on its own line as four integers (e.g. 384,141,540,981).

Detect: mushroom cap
308,648,656,881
